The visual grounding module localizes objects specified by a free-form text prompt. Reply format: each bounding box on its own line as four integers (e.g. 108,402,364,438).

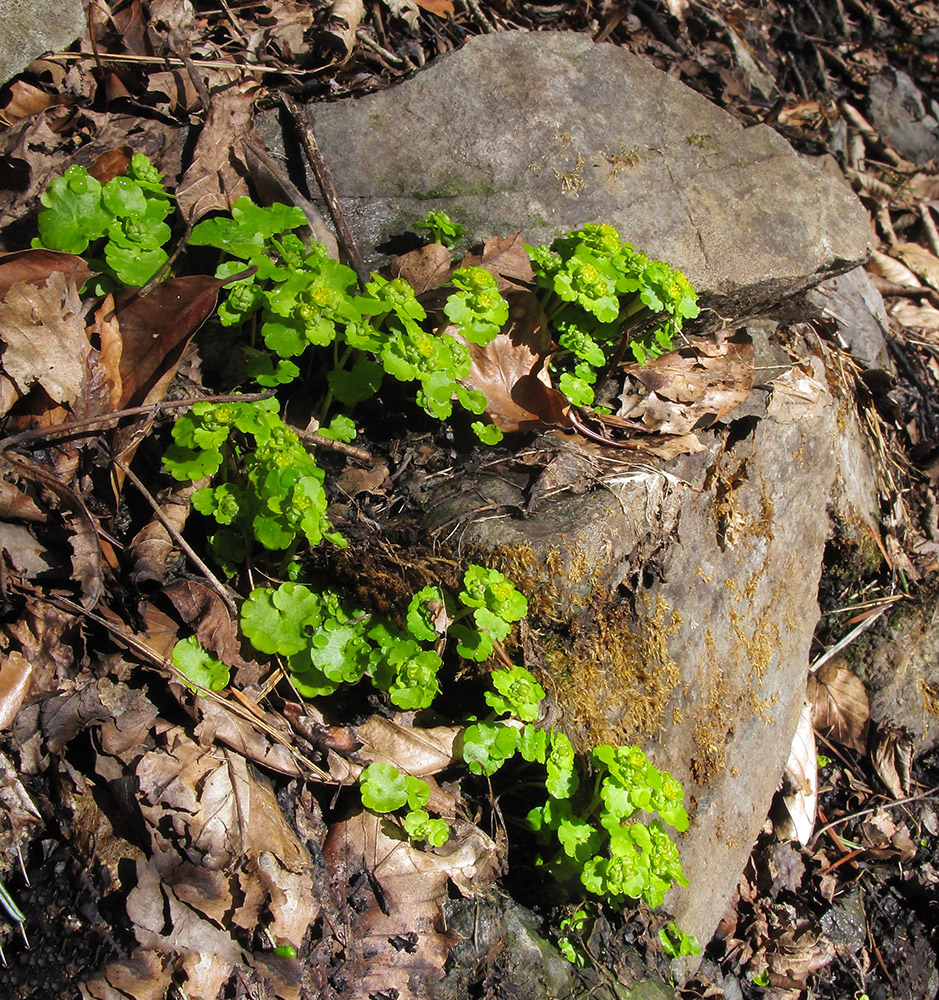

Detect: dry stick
807,789,939,849
276,92,370,289
0,391,275,453
111,454,239,618
296,428,372,463
176,48,212,113
44,593,332,782
50,51,316,76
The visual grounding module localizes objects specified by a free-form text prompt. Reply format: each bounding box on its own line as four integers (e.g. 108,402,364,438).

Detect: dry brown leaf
415,0,455,14
0,751,42,861
869,721,914,798
460,232,536,293
164,579,244,668
888,298,939,330
391,243,453,294
774,701,817,845
0,249,94,302
126,480,203,587
0,651,32,730
890,242,939,292
323,809,499,998
334,462,390,498
355,715,459,776
461,291,571,432
0,478,44,522
110,274,227,409
807,656,870,752
0,80,62,125
317,0,365,62
0,270,89,406
859,807,917,861
79,947,174,1000
193,696,303,777
766,361,828,423
867,249,923,288
175,83,258,223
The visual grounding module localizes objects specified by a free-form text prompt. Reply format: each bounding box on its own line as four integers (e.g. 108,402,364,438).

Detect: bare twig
808,789,939,848
112,454,239,617
49,51,315,76
276,92,369,288
810,603,893,674
296,428,373,464
0,391,275,453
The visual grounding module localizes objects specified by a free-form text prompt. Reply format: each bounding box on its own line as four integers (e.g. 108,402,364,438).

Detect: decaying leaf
126,480,204,587
0,651,32,730
0,249,93,300
859,807,917,861
773,700,817,845
461,291,571,432
869,721,914,798
888,299,939,331
324,808,499,998
0,750,42,866
807,655,870,752
355,715,459,776
867,249,922,288
890,242,939,292
391,243,453,295
0,270,90,406
317,0,365,63
175,83,258,223
460,232,536,293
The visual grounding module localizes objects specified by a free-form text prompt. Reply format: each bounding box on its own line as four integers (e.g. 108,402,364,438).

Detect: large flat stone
0,0,84,85
416,347,843,961
257,32,870,317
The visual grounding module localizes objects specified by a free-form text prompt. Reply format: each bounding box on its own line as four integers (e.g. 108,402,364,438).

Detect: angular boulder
257,31,870,316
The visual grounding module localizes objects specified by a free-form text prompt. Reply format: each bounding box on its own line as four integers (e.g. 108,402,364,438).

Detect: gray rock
803,266,893,371
821,889,866,953
867,68,939,165
417,348,841,960
256,32,869,318
0,0,84,85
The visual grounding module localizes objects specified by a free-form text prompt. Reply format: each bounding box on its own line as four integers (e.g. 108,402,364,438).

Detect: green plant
658,921,701,958
527,222,699,405
415,209,466,247
162,397,343,571
359,761,450,846
172,636,230,692
32,153,173,286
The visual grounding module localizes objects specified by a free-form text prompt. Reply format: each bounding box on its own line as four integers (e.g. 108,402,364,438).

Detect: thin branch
276,91,369,288
0,390,275,452
112,454,239,618
808,789,939,848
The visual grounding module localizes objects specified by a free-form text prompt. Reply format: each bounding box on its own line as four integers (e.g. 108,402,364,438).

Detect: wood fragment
276,92,369,288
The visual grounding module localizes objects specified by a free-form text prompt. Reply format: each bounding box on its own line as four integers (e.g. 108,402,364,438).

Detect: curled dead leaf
869,721,913,799
459,232,535,293
460,291,571,432
807,655,870,752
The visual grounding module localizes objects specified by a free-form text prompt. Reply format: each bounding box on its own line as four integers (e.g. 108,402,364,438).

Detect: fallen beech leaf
807,656,870,752
79,947,174,1000
890,242,939,292
323,809,499,997
0,478,44,522
335,462,390,497
126,481,203,587
110,274,228,408
355,715,459,776
0,270,89,405
175,84,257,223
0,249,93,300
460,232,535,293
869,721,913,798
0,651,32,730
461,291,571,432
0,80,61,124
773,700,817,845
391,243,453,294
867,249,922,288
415,0,454,14
766,362,828,423
164,579,244,668
888,299,939,331
194,696,303,777
317,0,365,62
859,807,917,861
88,146,134,184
